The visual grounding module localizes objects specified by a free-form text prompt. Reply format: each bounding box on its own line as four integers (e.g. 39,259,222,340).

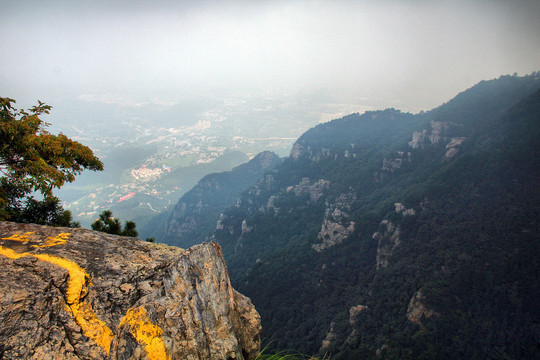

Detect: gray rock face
312,192,356,252
286,177,330,202
312,208,355,252
0,221,261,360
408,120,450,149
406,290,437,325
444,137,467,161
373,220,401,270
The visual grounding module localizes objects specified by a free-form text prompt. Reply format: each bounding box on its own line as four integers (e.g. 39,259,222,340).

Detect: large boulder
0,221,261,359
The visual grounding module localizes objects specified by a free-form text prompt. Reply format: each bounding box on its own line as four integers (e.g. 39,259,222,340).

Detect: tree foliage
9,196,79,227
0,97,103,224
91,210,139,237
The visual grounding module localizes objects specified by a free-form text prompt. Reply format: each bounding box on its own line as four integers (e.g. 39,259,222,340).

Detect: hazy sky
1,0,539,112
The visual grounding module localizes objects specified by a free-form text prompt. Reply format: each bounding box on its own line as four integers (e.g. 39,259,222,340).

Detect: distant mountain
152,151,281,246
157,73,540,359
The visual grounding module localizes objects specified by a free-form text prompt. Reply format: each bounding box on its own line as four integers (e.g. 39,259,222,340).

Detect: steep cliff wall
0,221,261,360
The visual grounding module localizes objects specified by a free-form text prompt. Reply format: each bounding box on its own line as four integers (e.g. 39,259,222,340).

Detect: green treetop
92,210,139,237
0,97,103,223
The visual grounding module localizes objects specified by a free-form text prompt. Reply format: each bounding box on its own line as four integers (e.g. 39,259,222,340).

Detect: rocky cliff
0,221,261,360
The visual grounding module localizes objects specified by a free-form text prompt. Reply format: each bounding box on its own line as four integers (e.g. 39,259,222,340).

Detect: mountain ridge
158,73,540,358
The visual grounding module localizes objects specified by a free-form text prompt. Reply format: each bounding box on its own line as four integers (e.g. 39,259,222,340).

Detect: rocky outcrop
394,202,416,216
406,290,437,325
289,143,305,161
408,120,450,149
241,219,252,235
312,192,356,252
348,305,368,327
374,151,413,182
444,137,467,161
0,221,261,360
319,322,337,353
345,304,368,344
290,142,339,163
286,177,330,202
312,208,355,252
407,122,466,162
382,151,411,172
373,204,418,268
373,220,400,270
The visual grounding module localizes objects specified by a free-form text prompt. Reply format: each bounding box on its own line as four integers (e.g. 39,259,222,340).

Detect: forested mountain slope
161,73,540,359
156,151,281,247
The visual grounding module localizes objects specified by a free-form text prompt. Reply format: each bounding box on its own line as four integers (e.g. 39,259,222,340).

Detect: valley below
53,90,364,229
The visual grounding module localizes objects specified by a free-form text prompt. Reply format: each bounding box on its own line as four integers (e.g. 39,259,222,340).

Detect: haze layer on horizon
1,0,539,113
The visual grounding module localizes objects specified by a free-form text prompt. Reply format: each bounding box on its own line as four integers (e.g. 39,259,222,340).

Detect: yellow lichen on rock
0,245,27,259
34,232,71,248
32,253,87,305
33,253,115,354
70,300,115,354
0,245,114,355
2,231,70,248
1,231,35,243
119,306,170,360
